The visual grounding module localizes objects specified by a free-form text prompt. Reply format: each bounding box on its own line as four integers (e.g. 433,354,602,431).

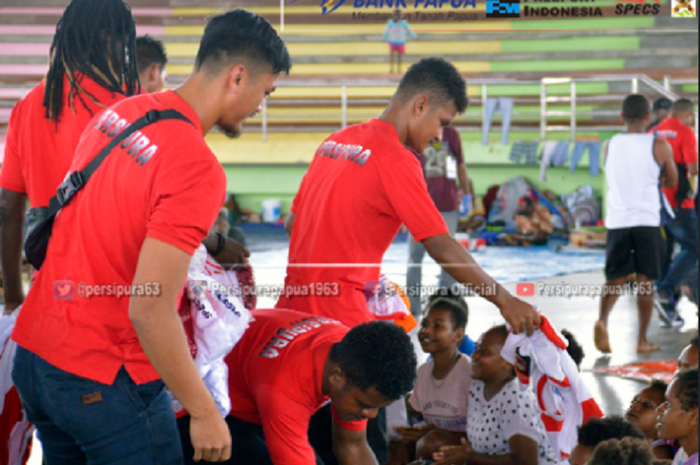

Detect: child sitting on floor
624,380,676,460
589,438,655,465
678,336,699,373
425,287,476,356
656,369,698,465
433,325,557,465
570,416,646,465
394,297,472,462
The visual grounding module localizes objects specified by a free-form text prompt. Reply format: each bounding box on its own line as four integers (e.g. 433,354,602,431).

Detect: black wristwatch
212,232,226,256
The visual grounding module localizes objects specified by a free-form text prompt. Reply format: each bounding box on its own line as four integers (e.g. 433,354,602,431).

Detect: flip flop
637,343,661,354
594,321,612,354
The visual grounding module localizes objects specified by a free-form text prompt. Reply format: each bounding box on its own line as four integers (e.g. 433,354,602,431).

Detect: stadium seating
0,0,697,211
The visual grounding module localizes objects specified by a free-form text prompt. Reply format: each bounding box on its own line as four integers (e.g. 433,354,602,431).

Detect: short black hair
136,35,167,73
673,98,696,114
653,97,673,112
647,379,669,397
675,368,699,412
330,321,417,400
486,324,509,344
622,94,651,123
195,9,291,76
577,416,646,449
561,329,585,370
426,297,468,331
426,287,469,326
690,335,698,347
589,438,654,465
396,57,468,113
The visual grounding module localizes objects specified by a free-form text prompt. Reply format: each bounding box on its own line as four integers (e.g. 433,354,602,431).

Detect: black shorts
605,227,662,281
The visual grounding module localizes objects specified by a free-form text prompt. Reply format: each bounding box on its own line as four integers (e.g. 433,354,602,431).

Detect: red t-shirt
418,125,465,212
654,117,698,209
277,119,448,328
1,75,130,208
12,90,227,385
226,309,366,465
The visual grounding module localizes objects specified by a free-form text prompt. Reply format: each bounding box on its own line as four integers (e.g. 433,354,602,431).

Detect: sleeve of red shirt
681,127,699,164
0,104,27,194
378,150,448,242
444,126,464,165
330,404,368,431
147,154,226,255
255,385,319,465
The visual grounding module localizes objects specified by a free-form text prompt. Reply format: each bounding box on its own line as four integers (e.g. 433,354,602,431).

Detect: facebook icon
486,0,521,17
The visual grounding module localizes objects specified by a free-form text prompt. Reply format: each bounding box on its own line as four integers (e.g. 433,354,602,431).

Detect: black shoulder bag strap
25,109,191,269
48,109,191,215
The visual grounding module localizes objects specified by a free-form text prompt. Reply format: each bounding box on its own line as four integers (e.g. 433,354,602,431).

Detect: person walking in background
136,35,168,93
406,125,472,315
648,97,673,131
594,94,677,354
653,99,699,326
382,9,417,74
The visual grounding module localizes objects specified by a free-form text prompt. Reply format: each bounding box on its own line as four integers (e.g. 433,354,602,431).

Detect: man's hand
394,424,435,442
0,189,27,314
189,410,232,462
433,437,472,465
213,237,250,269
422,234,540,335
499,294,540,336
203,232,250,269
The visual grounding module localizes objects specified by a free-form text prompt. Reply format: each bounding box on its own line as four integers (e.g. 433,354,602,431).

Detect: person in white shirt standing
594,94,678,354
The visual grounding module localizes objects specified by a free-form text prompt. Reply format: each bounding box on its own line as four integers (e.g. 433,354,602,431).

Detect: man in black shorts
594,95,677,354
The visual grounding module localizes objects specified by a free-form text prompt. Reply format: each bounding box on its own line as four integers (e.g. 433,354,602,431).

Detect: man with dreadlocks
10,8,292,465
0,0,139,315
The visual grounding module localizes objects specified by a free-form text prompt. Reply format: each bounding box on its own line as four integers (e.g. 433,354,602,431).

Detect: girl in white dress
433,325,557,465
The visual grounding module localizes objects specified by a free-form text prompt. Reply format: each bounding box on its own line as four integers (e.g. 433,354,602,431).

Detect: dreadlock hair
44,0,139,123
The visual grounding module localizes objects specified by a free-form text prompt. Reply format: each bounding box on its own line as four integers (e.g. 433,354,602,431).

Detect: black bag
25,109,191,269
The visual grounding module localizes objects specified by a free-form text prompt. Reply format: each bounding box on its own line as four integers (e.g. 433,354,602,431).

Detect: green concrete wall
225,140,605,215
491,58,625,73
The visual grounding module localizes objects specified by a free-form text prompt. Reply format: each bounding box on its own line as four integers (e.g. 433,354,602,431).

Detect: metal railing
1,74,697,139
253,74,696,141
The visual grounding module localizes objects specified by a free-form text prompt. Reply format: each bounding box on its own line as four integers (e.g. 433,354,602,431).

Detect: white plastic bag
176,245,252,417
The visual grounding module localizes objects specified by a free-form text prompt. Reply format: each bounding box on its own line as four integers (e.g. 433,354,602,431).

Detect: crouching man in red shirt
177,309,418,465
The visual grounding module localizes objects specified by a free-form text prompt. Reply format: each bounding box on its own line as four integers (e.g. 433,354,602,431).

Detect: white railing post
481,84,487,128
540,80,547,141
664,76,672,92
631,77,639,93
341,85,348,129
262,98,267,142
571,80,577,141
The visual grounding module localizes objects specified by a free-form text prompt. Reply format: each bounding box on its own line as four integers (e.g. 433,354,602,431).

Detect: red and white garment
501,315,603,464
174,245,253,417
365,274,417,333
201,255,257,311
0,312,32,465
